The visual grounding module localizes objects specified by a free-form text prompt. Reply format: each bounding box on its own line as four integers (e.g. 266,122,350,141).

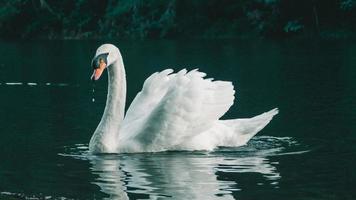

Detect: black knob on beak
91,53,109,69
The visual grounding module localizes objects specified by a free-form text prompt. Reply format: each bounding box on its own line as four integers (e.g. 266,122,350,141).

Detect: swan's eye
92,53,109,69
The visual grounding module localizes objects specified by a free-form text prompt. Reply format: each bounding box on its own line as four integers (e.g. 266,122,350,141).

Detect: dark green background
1,0,356,39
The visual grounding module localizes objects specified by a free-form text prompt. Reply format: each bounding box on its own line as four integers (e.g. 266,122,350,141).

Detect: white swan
89,44,278,153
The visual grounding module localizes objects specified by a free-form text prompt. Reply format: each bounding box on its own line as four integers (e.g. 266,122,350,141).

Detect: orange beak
91,61,107,81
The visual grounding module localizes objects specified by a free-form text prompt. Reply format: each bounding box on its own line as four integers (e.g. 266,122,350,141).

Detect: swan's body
89,44,278,153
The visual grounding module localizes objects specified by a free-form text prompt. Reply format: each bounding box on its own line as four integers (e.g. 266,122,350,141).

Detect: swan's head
91,44,121,81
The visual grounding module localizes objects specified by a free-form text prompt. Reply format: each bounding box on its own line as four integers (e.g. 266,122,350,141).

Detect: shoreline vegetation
0,0,355,40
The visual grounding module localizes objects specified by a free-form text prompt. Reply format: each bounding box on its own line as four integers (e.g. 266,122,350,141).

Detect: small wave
59,136,309,159
0,191,71,200
271,150,310,156
5,82,23,85
212,136,310,158
45,83,70,86
60,144,90,160
1,82,74,87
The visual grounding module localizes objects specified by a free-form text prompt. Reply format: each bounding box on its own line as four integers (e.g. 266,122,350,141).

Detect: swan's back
118,69,235,152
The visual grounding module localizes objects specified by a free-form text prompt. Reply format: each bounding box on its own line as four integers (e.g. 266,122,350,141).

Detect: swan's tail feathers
221,108,279,146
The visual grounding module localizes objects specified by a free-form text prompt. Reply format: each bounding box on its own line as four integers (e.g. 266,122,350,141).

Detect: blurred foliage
0,0,355,39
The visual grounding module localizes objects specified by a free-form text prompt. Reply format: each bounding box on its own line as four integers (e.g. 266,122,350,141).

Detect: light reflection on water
59,136,307,200
0,82,73,87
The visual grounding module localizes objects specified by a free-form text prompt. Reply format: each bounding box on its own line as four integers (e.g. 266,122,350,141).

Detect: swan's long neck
89,59,126,153
105,59,126,124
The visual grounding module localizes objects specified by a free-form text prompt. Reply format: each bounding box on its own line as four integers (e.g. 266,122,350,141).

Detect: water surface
0,40,355,199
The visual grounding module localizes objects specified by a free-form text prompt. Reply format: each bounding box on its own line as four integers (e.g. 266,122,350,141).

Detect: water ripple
0,82,74,87
0,191,71,200
57,136,309,199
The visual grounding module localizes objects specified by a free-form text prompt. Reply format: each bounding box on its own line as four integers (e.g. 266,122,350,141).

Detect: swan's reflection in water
68,136,305,199
90,156,129,199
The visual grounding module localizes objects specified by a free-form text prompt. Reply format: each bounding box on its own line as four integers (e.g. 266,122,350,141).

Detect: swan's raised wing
119,69,235,152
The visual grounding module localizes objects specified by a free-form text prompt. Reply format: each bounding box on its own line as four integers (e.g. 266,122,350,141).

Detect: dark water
0,40,355,199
